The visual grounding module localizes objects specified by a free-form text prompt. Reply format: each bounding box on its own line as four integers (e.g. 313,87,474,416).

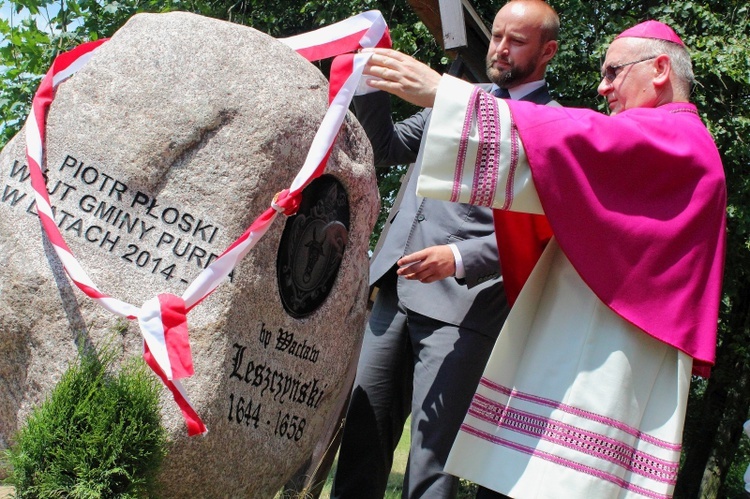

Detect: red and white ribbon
25,11,390,436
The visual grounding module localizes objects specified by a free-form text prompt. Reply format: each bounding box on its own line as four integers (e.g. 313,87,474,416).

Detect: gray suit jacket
354,84,554,336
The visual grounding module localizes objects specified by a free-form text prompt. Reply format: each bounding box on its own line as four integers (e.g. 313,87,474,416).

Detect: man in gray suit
332,2,560,497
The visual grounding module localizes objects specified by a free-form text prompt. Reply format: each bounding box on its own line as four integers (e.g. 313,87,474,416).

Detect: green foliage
0,2,50,145
2,346,167,498
725,431,750,499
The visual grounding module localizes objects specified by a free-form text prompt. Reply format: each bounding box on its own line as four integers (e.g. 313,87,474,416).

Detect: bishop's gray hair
632,37,694,98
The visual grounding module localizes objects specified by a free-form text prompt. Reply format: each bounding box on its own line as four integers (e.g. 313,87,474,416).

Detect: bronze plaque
277,175,350,318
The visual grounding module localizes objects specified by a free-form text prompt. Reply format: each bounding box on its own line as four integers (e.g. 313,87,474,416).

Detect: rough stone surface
0,11,377,497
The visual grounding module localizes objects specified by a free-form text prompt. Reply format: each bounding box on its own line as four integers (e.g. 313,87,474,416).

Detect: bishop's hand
361,48,441,108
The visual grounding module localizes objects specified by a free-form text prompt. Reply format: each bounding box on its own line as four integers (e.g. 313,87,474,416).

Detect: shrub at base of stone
2,342,167,498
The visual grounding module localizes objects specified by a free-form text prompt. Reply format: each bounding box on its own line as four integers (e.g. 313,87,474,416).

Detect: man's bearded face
486,51,541,88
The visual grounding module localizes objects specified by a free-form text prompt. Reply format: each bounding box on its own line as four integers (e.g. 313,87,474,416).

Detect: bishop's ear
652,54,671,87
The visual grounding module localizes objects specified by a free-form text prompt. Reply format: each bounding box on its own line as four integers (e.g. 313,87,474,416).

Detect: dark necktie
492,87,511,99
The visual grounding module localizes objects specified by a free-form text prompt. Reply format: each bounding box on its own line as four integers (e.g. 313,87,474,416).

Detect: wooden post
439,0,467,50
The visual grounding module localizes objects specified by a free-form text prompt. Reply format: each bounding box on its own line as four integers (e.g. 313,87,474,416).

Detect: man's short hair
507,0,560,43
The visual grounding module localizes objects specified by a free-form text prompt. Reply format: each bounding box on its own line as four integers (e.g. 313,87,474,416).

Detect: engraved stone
0,11,378,498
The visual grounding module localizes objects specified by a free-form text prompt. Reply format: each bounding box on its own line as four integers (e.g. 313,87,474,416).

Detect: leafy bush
2,345,167,498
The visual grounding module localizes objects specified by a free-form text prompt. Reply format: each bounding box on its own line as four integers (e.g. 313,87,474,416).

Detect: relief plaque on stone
277,175,350,318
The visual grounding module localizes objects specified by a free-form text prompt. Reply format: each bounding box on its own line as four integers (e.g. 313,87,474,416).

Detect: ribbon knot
138,293,194,381
272,188,302,216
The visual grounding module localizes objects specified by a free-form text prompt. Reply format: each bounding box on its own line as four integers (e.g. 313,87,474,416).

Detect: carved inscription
226,322,328,439
1,155,231,286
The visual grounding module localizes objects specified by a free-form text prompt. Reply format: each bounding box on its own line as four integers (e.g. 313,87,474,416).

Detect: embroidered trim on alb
469,90,500,207
478,377,682,450
503,119,520,210
453,87,480,202
459,423,673,499
467,393,679,484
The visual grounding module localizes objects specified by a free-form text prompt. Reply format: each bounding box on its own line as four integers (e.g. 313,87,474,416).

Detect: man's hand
397,245,456,283
362,48,441,108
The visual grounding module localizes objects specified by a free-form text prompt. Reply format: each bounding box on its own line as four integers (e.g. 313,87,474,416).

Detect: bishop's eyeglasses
601,56,657,82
